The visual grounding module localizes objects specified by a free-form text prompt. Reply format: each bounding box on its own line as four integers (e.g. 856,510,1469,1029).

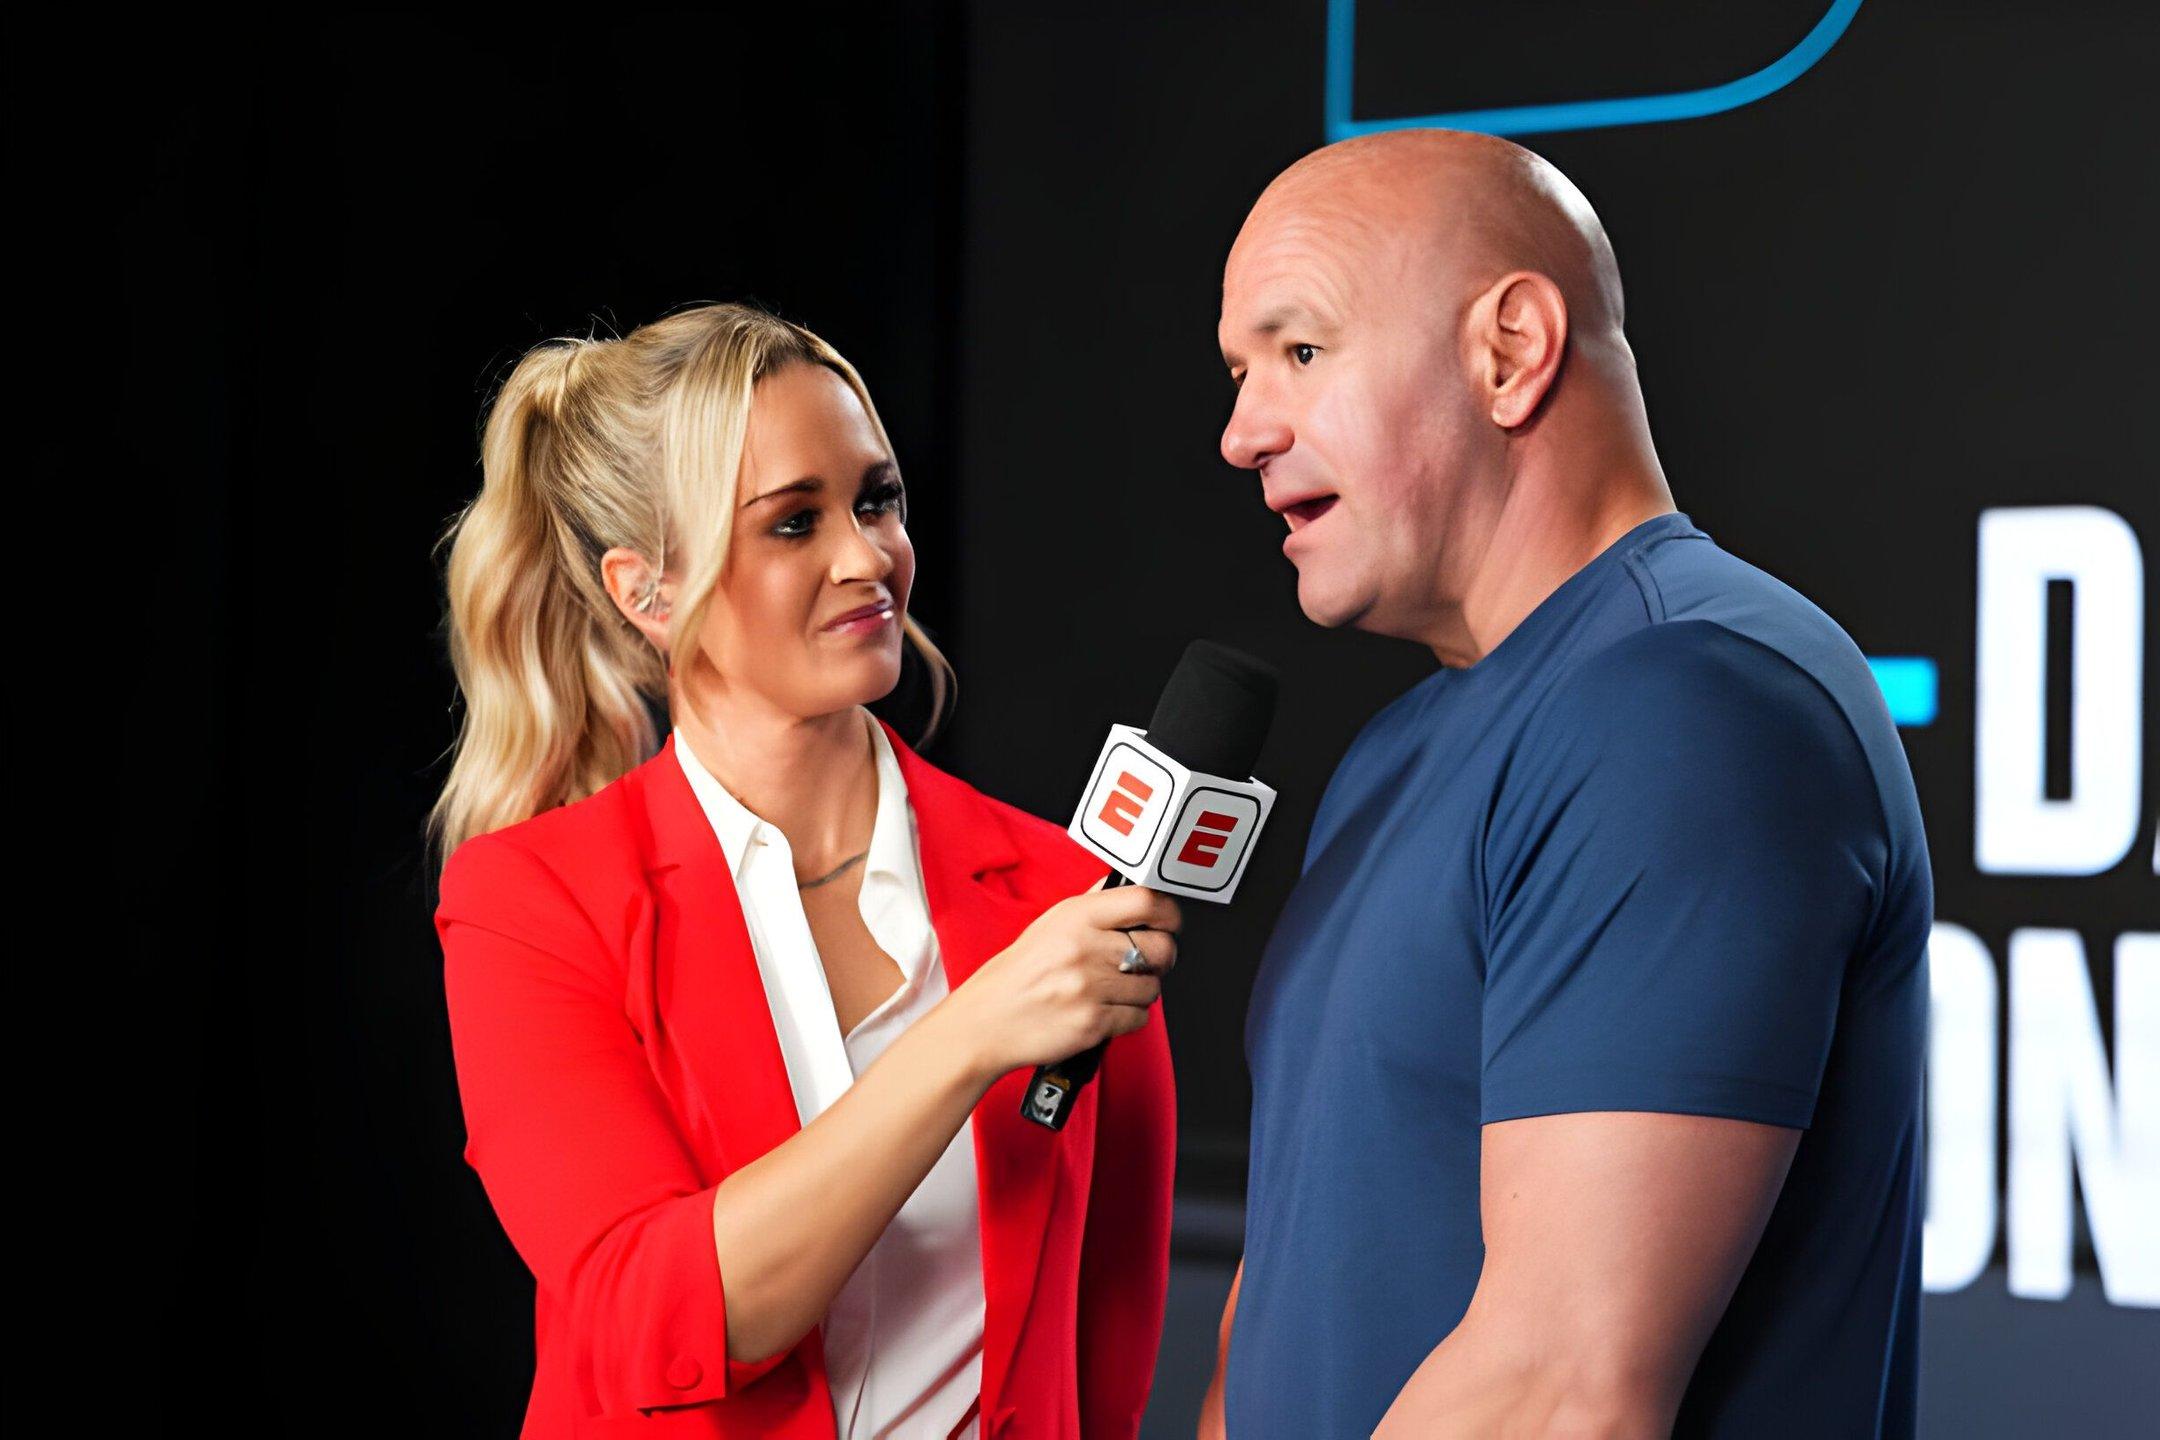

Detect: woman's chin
820,649,905,710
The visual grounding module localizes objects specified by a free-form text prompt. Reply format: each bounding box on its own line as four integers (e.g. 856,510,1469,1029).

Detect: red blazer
435,719,1174,1440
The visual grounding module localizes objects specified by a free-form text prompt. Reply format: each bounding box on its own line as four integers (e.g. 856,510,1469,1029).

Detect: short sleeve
1478,621,1887,1130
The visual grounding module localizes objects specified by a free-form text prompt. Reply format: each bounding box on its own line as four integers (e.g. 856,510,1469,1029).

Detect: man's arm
1197,1257,1242,1440
1372,1111,1796,1439
1403,625,1884,1434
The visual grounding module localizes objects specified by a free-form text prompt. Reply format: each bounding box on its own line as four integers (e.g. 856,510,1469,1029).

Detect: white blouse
672,714,986,1439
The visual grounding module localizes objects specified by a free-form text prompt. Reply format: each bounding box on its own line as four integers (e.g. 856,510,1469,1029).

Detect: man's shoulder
1634,528,1889,714
1627,531,1927,829
1542,618,1844,733
1511,618,1884,830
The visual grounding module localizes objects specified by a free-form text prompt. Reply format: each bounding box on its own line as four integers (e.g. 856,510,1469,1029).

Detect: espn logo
1177,809,1240,866
1158,790,1261,892
1097,771,1156,837
1070,726,1275,903
1077,741,1173,867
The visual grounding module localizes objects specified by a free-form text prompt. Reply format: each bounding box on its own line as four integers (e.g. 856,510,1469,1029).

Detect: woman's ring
1118,931,1152,974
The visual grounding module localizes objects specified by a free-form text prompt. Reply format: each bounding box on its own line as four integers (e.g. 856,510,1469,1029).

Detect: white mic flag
1067,724,1276,903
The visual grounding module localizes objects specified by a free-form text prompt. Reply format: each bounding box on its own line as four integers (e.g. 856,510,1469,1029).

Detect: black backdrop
18,3,2154,1435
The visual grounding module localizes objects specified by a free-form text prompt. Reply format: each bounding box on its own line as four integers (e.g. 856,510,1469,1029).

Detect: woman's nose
830,518,896,584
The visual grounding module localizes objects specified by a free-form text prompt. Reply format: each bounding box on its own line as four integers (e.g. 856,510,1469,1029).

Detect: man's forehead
1219,237,1359,358
1219,294,1336,345
1221,192,1405,315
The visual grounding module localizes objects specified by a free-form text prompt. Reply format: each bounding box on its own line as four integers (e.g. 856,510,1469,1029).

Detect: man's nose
1220,387,1292,471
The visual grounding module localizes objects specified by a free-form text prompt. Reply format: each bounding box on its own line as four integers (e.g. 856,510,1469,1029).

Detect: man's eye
1291,343,1317,366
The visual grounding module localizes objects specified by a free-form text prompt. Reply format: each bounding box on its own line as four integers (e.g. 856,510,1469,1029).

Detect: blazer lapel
631,721,1073,1426
882,720,1072,1428
633,731,803,1170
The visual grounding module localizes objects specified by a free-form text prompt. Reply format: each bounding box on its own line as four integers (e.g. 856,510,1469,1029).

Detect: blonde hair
426,302,955,874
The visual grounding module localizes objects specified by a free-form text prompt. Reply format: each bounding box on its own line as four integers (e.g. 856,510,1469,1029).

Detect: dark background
17,2,2154,1434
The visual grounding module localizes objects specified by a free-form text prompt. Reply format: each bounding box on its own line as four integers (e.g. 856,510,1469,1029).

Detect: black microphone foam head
1143,640,1280,781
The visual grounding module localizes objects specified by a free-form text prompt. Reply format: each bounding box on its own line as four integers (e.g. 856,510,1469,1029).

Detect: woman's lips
823,601,896,636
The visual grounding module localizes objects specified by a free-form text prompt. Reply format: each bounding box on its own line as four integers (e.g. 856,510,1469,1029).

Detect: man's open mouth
1284,495,1339,530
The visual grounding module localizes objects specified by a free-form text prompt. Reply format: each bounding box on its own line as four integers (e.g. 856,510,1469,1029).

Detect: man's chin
1294,569,1376,631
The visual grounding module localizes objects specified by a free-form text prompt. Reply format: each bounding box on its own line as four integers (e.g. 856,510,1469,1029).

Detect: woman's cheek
889,534,917,612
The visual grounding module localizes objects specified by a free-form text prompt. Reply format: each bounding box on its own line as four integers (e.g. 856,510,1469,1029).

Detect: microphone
1020,640,1281,1130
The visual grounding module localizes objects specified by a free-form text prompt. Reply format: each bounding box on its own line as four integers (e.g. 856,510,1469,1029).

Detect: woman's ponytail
427,340,665,874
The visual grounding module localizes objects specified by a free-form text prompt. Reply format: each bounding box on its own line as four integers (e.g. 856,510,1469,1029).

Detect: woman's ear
601,546,672,647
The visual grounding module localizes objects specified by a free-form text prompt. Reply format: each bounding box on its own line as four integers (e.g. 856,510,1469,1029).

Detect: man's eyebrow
742,459,900,509
1221,301,1335,366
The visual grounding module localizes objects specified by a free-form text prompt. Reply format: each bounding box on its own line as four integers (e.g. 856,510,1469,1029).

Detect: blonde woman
429,303,1178,1440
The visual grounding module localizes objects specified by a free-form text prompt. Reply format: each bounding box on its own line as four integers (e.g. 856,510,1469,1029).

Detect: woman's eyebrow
741,478,821,509
742,459,899,509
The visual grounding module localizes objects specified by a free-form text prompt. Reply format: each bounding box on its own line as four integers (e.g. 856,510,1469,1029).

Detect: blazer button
665,1355,703,1389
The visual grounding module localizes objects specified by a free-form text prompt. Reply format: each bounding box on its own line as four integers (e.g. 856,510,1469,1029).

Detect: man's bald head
1233,128,1627,358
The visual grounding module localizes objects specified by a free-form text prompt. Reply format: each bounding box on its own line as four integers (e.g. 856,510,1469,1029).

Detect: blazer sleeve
985,806,1177,1437
1075,949,1177,1438
435,830,791,1419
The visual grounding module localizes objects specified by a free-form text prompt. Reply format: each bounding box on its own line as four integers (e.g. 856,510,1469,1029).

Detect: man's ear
1470,270,1569,430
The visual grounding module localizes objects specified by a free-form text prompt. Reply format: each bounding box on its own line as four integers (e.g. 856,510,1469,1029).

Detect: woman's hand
943,879,1182,1083
706,876,1179,1364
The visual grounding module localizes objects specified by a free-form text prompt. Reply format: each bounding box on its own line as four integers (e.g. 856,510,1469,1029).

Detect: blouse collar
670,710,925,965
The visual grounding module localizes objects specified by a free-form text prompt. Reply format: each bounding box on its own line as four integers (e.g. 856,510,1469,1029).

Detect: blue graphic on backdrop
1325,0,1865,141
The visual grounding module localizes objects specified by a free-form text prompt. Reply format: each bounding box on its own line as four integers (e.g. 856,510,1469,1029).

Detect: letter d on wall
1975,505,2145,875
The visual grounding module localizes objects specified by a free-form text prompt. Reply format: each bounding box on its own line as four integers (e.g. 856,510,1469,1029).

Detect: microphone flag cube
1067,725,1276,903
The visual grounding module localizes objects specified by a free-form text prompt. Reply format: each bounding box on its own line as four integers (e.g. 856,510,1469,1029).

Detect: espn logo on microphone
1070,725,1275,902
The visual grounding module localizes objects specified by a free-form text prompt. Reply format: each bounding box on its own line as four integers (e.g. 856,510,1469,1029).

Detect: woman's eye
1291,343,1317,366
858,481,906,519
772,481,903,539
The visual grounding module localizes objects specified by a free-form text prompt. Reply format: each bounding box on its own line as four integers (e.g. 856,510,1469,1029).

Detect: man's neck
1426,476,1675,669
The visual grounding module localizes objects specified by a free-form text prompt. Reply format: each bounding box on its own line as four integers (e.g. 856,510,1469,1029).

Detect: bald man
1199,131,1931,1439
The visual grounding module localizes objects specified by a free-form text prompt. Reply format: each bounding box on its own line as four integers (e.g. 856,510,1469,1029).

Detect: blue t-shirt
1226,510,1932,1439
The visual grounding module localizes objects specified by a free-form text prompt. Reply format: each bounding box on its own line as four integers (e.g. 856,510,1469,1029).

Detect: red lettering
1097,771,1155,836
1175,809,1241,867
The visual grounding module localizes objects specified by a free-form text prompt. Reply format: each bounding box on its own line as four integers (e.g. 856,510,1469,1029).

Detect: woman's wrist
913,983,1004,1097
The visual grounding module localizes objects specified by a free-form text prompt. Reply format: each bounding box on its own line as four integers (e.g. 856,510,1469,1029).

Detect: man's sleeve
1478,620,1888,1129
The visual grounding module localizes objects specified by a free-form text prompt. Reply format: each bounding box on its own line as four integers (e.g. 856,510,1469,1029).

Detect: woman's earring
638,581,673,673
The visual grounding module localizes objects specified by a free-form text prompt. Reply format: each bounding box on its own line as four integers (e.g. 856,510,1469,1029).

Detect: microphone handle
1020,870,1133,1130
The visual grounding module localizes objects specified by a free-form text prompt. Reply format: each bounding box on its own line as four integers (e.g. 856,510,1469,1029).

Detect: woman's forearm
709,991,997,1363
